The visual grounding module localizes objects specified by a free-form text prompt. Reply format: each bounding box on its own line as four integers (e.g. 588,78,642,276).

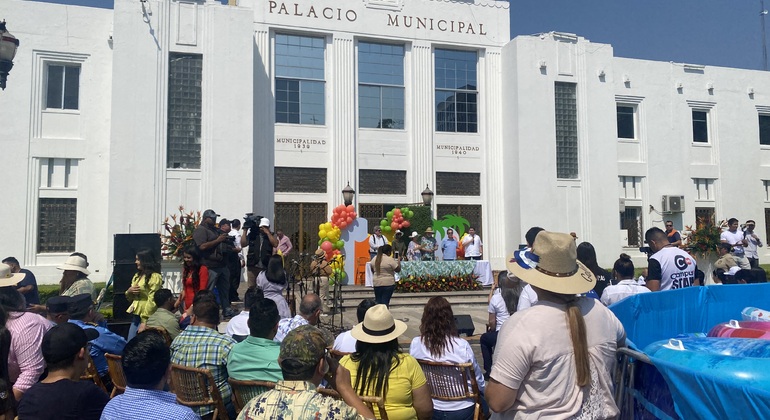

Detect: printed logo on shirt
674,255,691,270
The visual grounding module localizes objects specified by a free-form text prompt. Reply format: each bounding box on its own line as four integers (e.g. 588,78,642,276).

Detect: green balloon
401,207,408,214
383,226,392,232
380,219,388,226
318,239,324,246
386,211,394,218
336,240,344,249
408,210,414,218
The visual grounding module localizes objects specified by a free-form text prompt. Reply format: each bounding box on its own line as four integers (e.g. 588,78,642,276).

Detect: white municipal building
4,0,770,283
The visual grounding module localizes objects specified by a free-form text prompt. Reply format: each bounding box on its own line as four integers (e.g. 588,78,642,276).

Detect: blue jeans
480,330,499,376
128,315,142,341
206,266,230,311
432,404,476,420
373,285,395,307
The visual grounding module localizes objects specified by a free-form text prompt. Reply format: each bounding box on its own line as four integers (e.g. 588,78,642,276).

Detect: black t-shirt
18,268,40,305
17,379,109,420
592,268,613,298
247,230,273,269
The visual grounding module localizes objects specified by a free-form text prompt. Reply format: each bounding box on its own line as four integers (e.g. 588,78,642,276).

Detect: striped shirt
8,311,51,392
170,325,236,417
101,387,199,420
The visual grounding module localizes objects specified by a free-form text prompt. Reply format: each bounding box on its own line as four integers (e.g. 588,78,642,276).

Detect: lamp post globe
0,20,20,90
421,185,434,206
342,182,355,207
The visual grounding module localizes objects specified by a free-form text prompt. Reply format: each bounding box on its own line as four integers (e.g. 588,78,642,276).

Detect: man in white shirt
462,228,483,260
225,287,260,342
720,218,751,269
333,299,376,353
744,219,763,268
368,227,388,259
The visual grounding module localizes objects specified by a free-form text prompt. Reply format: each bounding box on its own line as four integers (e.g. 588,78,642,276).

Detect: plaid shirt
170,325,236,417
273,315,308,343
61,278,95,300
236,381,363,420
101,387,199,420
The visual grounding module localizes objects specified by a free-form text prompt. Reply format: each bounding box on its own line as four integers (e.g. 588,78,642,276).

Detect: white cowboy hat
410,232,419,238
351,304,407,344
57,255,91,276
0,263,26,288
506,231,595,295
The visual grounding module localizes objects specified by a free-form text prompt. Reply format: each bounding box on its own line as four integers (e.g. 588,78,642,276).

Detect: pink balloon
340,211,347,219
351,212,357,219
402,221,410,228
346,205,355,213
321,241,333,251
346,217,353,224
394,209,401,215
390,222,398,230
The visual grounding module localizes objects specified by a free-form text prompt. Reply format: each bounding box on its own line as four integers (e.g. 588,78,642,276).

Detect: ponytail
565,297,590,387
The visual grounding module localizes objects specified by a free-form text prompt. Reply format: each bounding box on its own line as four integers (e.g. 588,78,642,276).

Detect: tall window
555,82,578,179
693,178,715,200
167,53,202,169
616,105,636,139
38,158,78,253
435,49,478,133
358,42,405,129
760,114,770,145
620,207,643,247
692,110,709,143
275,34,325,125
45,64,80,110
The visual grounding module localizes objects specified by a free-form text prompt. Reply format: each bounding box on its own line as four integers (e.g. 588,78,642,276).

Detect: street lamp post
342,182,355,207
421,185,434,207
0,21,20,90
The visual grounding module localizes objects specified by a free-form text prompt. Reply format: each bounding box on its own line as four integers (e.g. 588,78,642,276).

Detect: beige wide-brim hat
0,263,26,288
57,255,91,276
424,227,434,234
506,231,595,295
351,304,407,344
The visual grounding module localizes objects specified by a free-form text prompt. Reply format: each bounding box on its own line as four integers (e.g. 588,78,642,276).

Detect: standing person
241,217,278,288
600,254,650,306
744,219,763,268
177,246,208,311
257,254,291,319
576,242,613,298
644,227,698,291
1,257,39,306
126,249,163,340
721,218,751,269
275,229,293,256
341,305,433,420
440,229,459,261
309,249,332,314
488,231,626,417
392,230,407,261
0,305,13,420
219,219,243,304
230,219,246,285
480,275,522,379
17,323,109,420
407,232,422,261
462,227,484,261
664,221,682,247
516,227,545,311
420,228,438,261
369,226,388,259
410,297,485,420
193,209,236,318
371,244,400,307
57,254,95,299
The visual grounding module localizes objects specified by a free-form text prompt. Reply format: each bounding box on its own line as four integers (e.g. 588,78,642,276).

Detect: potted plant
159,206,202,292
683,217,726,285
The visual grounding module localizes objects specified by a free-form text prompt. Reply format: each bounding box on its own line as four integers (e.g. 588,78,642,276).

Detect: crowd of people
370,226,484,262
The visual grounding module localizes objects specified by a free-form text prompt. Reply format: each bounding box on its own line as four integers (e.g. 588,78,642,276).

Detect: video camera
243,213,263,230
639,246,653,256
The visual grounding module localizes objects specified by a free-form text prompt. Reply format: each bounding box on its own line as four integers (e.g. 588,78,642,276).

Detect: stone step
329,289,490,310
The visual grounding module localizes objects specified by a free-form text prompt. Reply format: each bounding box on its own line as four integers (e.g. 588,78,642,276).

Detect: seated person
226,287,262,342
227,295,283,382
274,294,322,342
333,299,376,353
144,289,182,340
237,325,375,420
45,295,72,325
600,253,651,306
17,323,109,420
67,294,127,388
101,330,198,420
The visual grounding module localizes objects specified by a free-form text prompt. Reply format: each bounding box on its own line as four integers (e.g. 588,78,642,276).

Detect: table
365,260,493,287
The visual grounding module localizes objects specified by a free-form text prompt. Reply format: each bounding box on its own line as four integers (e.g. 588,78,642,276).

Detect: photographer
193,209,236,318
643,227,698,291
241,215,278,288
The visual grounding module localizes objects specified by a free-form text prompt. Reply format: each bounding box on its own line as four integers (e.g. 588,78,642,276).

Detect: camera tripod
285,253,345,335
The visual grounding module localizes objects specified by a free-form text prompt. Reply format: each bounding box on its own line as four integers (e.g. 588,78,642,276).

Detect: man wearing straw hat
487,231,625,418
420,228,438,261
57,254,95,299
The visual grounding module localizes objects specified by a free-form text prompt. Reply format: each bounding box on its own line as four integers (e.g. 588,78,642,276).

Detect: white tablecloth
365,260,493,287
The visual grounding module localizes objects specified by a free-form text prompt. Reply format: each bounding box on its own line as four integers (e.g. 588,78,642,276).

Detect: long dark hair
419,297,457,358
0,305,15,416
265,255,286,285
351,339,402,398
136,249,161,287
183,246,204,291
499,274,523,315
613,253,635,279
374,244,393,275
576,242,602,275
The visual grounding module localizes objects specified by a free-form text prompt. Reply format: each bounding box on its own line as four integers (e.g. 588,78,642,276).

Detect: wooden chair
170,364,229,420
80,352,107,392
228,378,276,413
417,359,482,420
356,257,369,285
317,388,388,420
104,353,127,398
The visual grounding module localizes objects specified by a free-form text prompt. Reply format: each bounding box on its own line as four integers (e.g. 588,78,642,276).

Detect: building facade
2,0,770,283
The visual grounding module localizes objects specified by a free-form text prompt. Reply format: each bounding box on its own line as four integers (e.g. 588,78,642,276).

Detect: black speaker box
113,233,161,264
112,293,132,322
454,314,475,336
112,263,136,294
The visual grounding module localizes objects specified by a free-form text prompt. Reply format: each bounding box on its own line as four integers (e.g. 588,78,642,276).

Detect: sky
510,0,769,71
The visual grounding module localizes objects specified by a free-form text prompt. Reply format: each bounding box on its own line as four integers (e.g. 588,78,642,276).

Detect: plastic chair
417,359,482,420
170,364,229,420
80,352,107,393
356,257,369,285
316,388,388,419
104,353,127,398
228,378,276,413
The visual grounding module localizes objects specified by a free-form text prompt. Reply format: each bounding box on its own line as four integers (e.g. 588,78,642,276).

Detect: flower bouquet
160,206,201,260
683,217,725,259
395,273,481,293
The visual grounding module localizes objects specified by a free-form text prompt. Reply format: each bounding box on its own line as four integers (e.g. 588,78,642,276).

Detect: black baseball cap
46,295,73,313
42,323,99,364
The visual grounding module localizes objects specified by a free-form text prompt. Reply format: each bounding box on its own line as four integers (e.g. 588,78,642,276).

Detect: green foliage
38,282,112,304
406,206,432,236
684,217,724,258
395,273,482,293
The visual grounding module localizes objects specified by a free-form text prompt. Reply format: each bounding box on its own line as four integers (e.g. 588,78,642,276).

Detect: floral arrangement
395,273,482,293
160,206,201,260
683,217,726,258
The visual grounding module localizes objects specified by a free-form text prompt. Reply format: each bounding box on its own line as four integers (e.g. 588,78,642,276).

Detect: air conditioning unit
661,195,685,213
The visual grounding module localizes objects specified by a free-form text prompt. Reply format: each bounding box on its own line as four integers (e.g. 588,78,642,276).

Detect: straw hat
57,255,91,276
0,263,26,288
506,231,595,295
351,304,407,344
424,227,434,234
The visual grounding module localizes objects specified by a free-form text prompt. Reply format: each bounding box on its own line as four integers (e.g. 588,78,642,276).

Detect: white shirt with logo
650,247,697,291
720,229,745,255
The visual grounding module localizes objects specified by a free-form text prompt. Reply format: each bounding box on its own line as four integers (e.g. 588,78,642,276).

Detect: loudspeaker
112,263,136,294
113,233,161,264
454,314,475,336
112,293,132,322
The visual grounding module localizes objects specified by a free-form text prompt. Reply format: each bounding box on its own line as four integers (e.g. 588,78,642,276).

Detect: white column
410,42,434,204
483,50,505,267
331,34,356,206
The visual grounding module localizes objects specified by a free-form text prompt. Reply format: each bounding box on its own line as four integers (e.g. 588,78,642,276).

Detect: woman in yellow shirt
340,305,433,420
127,249,163,340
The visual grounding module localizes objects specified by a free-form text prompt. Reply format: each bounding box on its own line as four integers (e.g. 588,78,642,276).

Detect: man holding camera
241,216,279,288
193,209,236,318
643,227,698,291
